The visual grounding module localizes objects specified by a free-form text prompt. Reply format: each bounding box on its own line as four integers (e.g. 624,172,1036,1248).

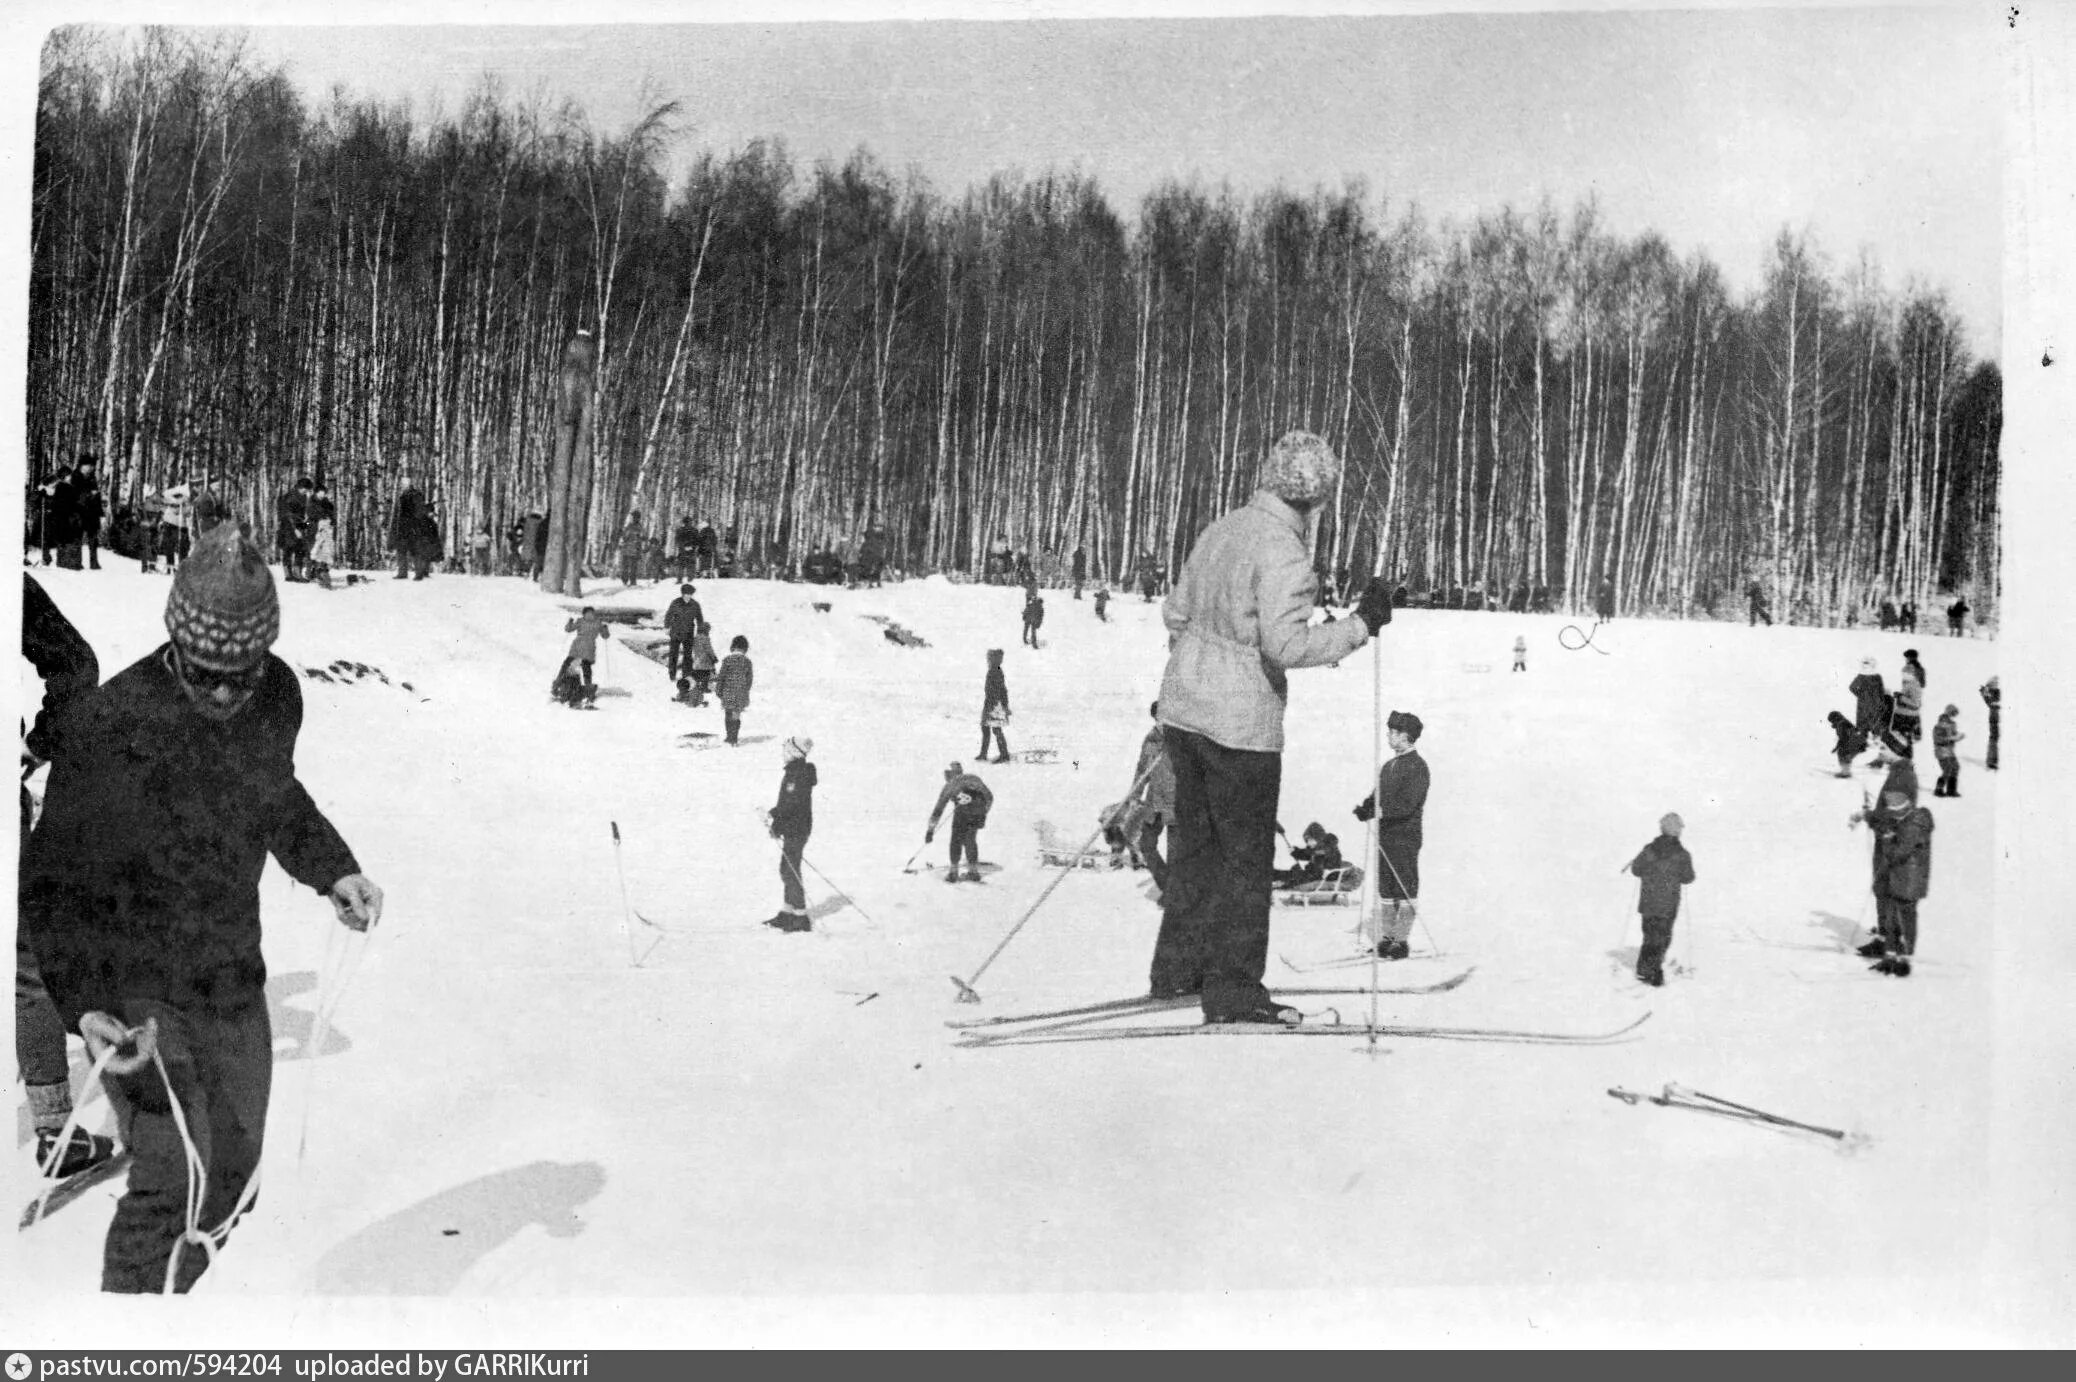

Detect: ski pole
798,854,881,927
901,842,929,874
951,756,1161,1003
609,821,650,966
1666,1084,1847,1140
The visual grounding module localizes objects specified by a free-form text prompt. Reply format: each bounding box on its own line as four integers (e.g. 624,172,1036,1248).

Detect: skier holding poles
1145,430,1393,1025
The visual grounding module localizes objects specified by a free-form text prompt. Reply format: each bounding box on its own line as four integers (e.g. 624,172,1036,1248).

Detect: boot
37,1126,118,1179
944,868,961,884
1856,938,1889,959
1204,1001,1302,1027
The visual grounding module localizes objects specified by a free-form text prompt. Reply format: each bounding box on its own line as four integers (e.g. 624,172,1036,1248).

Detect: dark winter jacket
1875,806,1934,902
391,488,430,553
928,772,993,832
564,612,611,663
771,759,817,839
983,666,1010,720
1933,716,1962,759
1361,749,1431,852
1285,833,1346,885
22,574,100,764
664,596,704,638
716,652,754,712
1023,595,1045,629
1627,833,1696,919
689,631,718,673
62,470,104,538
1980,680,2000,724
1829,711,1868,760
20,647,359,1025
1850,673,1889,734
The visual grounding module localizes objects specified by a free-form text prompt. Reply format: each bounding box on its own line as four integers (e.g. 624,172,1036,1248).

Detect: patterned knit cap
1258,430,1342,506
165,521,280,670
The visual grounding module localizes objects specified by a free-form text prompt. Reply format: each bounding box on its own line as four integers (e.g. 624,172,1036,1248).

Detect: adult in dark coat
19,575,116,1179
65,457,107,570
764,737,818,932
521,512,547,581
391,486,433,580
36,460,78,564
663,584,704,683
1849,658,1889,738
1980,676,2000,770
276,478,314,581
1070,546,1087,599
1354,709,1431,960
19,525,381,1292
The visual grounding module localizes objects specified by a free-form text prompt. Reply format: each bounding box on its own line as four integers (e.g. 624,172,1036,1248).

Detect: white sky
5,1,2007,360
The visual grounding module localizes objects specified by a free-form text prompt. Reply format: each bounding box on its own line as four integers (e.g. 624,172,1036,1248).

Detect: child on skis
1511,634,1527,673
1828,710,1869,778
1022,589,1045,648
1932,704,1965,797
980,649,1011,763
924,761,994,883
686,621,718,706
1624,813,1695,987
716,635,753,745
764,736,817,932
562,606,612,692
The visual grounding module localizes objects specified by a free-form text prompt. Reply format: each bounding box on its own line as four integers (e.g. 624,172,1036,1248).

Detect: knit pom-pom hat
1258,430,1342,506
165,522,280,670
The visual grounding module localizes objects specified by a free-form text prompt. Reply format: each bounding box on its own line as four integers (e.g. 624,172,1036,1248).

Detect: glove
1356,576,1393,636
329,873,385,932
1353,796,1375,823
80,1011,157,1078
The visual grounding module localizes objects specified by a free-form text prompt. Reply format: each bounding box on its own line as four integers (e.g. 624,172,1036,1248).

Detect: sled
1015,747,1061,765
1274,865,1364,907
1040,848,1123,871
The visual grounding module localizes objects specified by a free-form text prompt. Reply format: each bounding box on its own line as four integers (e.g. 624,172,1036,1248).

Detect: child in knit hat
1932,704,1965,797
764,736,818,931
1624,813,1695,987
1828,710,1869,778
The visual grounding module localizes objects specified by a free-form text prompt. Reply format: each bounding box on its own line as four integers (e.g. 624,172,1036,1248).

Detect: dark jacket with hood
771,758,817,838
1627,834,1696,918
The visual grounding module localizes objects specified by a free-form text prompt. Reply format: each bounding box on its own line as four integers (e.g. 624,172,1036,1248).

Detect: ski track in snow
12,566,2005,1321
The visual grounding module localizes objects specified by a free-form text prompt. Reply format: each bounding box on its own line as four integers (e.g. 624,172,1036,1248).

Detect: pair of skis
1607,1083,1858,1143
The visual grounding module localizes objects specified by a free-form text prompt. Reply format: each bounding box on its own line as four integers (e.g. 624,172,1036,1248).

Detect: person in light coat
1147,430,1393,1025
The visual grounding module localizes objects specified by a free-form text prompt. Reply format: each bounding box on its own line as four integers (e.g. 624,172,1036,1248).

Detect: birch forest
26,29,2002,621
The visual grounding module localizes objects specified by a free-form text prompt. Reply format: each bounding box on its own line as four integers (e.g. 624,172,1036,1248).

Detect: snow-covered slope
7,562,2035,1342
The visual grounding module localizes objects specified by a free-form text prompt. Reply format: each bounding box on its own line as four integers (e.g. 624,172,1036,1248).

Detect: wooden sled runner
1274,864,1364,906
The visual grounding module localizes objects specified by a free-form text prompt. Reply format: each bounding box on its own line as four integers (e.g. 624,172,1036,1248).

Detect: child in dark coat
1869,787,1934,976
1828,710,1869,778
715,635,753,745
1272,822,1344,888
980,649,1011,762
1849,658,1889,739
1093,587,1109,622
1021,591,1045,648
924,761,994,883
1624,812,1696,987
1932,704,1964,797
686,621,718,705
764,736,817,932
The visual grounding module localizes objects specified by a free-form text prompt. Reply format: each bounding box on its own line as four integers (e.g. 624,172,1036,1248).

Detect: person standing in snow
18,523,382,1292
562,607,612,693
1850,657,1890,742
1148,430,1390,1024
1892,655,1925,745
1021,588,1045,649
18,575,117,1182
686,621,719,706
1092,586,1109,622
1903,648,1928,691
1828,710,1869,778
1848,735,1918,954
1512,634,1528,673
1071,546,1086,600
924,761,994,883
664,584,704,690
763,737,818,933
1932,704,1965,798
1624,813,1695,988
716,635,754,746
979,649,1012,763
308,513,336,589
1980,675,2000,770
1354,709,1430,961
1868,785,1933,977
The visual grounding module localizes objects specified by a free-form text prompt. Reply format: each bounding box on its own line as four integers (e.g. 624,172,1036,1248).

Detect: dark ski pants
725,710,742,744
1935,753,1960,796
980,723,1009,761
1137,821,1169,891
780,832,809,915
1987,719,1999,769
1636,914,1675,983
1875,896,1919,957
578,659,595,688
101,997,271,1294
16,930,70,1094
1148,727,1281,1015
668,637,694,680
949,818,981,872
1022,624,1039,648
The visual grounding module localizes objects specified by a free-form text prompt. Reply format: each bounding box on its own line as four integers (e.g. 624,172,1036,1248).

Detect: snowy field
5,560,2059,1344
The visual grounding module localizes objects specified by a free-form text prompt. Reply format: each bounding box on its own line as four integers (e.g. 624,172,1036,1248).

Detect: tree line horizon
28,28,2000,621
